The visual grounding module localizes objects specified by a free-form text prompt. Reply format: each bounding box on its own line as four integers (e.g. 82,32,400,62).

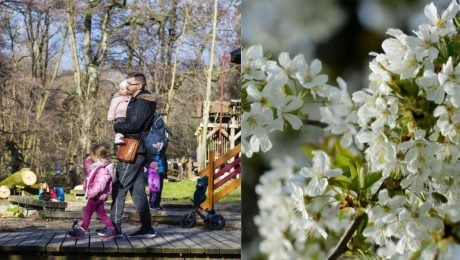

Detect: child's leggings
81,198,114,230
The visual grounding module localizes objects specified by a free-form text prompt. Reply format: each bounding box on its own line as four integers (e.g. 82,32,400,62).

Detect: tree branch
303,119,327,128
326,213,367,260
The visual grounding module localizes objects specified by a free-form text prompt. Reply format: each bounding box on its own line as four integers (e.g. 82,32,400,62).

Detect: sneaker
149,206,163,211
67,226,86,240
71,219,79,229
96,227,107,236
98,228,117,240
98,227,123,238
128,227,156,238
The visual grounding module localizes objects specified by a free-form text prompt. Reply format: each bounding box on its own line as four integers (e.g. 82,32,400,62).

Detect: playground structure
194,99,241,166
199,144,241,211
180,143,241,230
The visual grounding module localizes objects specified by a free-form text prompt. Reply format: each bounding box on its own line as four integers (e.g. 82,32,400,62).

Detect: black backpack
143,113,170,155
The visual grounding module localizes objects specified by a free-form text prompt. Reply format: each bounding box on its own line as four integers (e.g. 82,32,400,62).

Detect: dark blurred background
241,0,452,258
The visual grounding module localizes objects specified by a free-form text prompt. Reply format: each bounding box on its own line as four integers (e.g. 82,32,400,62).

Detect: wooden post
205,150,215,210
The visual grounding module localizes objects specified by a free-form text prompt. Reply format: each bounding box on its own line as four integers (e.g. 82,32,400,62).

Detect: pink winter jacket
83,157,113,201
107,94,130,121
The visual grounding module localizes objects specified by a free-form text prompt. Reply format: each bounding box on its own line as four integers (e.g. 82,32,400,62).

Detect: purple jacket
147,167,160,193
83,157,113,201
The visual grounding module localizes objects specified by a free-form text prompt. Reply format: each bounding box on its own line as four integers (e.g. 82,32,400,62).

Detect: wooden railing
199,144,241,210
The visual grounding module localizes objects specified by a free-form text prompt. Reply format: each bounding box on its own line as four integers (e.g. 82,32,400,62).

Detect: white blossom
438,57,460,107
416,69,445,104
242,45,266,81
300,150,342,196
424,0,458,37
246,1,460,258
242,103,282,157
293,57,329,99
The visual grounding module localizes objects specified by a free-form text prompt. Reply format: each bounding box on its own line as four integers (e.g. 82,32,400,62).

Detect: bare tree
199,0,219,169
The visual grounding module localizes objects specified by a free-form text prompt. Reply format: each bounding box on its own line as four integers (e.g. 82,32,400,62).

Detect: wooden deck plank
1,231,32,251
89,231,104,253
0,230,241,257
183,231,220,255
196,231,235,254
46,232,66,252
139,236,162,254
29,231,55,251
0,232,10,241
160,231,191,254
209,231,241,247
172,231,206,254
114,233,132,253
0,232,18,247
101,234,119,253
73,231,90,252
61,231,77,252
16,231,44,251
154,232,176,254
206,231,240,254
126,236,148,253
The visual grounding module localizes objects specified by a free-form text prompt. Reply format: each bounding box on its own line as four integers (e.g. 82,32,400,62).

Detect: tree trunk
164,4,189,124
0,168,37,189
66,4,82,95
199,0,219,170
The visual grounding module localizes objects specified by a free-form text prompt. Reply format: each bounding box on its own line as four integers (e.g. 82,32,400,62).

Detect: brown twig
304,119,328,128
326,213,367,260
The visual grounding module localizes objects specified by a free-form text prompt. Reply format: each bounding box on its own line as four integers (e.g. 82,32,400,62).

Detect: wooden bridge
0,228,240,259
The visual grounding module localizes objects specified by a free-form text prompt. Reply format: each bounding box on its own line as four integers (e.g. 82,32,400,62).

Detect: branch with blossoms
243,1,460,259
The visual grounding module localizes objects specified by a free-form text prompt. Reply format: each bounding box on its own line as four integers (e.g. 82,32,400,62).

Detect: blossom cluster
244,1,460,259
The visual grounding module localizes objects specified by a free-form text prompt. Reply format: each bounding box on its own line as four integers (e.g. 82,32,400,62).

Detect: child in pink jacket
68,144,116,240
107,79,131,144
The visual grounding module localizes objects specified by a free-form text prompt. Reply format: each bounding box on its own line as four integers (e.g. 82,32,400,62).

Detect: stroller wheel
208,214,225,230
181,212,197,228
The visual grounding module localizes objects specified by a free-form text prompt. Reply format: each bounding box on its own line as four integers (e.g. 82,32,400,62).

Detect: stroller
180,175,226,230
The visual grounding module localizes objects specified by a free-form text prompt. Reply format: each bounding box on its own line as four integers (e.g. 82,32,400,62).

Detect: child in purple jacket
68,144,116,240
147,161,161,209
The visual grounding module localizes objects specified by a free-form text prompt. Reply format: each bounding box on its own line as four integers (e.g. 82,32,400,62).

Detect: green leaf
356,214,369,237
334,139,355,159
365,172,382,189
329,175,352,189
338,209,345,221
335,153,351,168
330,175,352,184
349,164,358,179
349,164,360,192
358,167,365,190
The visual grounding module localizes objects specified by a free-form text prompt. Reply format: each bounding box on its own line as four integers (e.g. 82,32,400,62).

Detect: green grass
162,179,241,203
62,178,241,204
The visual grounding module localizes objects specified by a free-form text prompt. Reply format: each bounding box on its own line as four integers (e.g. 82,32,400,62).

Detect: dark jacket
114,90,156,154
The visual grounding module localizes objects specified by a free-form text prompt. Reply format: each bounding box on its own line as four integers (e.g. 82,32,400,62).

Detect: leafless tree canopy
0,0,240,188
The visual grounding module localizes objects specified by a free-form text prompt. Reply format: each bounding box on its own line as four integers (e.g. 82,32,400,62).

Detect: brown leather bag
116,138,140,163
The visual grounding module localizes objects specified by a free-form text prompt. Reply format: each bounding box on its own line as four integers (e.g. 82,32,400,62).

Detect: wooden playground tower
194,99,241,164
194,49,241,210
194,99,241,210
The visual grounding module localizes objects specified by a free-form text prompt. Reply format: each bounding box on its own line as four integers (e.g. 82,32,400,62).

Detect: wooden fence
199,144,241,210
